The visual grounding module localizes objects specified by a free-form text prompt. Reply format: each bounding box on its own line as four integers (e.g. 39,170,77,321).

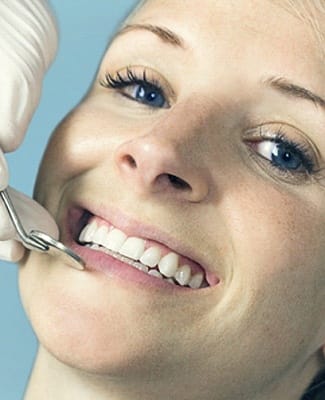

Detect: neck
23,346,316,400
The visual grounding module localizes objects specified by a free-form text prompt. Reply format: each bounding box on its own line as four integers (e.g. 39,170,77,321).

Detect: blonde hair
127,0,325,57
123,0,148,25
272,0,325,57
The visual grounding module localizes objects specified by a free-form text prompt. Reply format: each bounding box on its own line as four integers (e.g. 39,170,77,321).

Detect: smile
77,215,216,289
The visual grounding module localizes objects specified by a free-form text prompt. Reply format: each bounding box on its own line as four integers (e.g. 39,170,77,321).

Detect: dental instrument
0,189,85,270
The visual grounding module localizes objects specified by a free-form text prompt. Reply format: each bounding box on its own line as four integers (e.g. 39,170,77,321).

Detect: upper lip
63,198,218,280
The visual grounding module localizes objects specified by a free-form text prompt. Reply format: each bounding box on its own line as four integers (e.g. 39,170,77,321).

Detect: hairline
127,0,325,57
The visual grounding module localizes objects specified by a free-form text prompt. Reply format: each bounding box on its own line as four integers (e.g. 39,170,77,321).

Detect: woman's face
20,0,325,398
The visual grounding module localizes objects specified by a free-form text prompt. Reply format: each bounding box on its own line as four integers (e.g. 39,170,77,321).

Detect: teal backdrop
0,1,138,398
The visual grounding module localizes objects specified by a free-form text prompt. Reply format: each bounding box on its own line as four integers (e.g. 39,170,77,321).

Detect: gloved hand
0,0,59,262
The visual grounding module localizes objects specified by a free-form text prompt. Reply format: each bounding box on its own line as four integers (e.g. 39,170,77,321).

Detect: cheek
223,178,324,278
18,258,152,374
222,178,325,337
37,100,127,179
37,115,101,185
193,179,325,379
18,252,211,376
34,105,122,209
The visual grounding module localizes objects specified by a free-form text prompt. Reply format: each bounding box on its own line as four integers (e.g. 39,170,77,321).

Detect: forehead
122,0,325,88
129,0,324,54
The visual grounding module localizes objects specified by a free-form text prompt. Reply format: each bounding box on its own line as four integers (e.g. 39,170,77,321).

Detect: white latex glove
0,0,59,262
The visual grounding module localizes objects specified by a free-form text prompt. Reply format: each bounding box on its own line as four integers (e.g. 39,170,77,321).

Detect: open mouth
72,210,219,290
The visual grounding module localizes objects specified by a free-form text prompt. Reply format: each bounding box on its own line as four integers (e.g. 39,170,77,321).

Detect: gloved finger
0,148,9,190
0,239,25,263
0,62,33,151
0,186,59,242
0,0,58,151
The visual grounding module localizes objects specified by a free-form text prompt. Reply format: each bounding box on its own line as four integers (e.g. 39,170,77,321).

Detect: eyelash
99,67,168,108
247,126,323,183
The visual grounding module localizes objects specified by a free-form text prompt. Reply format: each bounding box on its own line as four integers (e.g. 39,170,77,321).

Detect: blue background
0,1,138,398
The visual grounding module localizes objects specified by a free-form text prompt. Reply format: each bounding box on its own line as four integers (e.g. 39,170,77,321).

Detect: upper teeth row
78,219,206,289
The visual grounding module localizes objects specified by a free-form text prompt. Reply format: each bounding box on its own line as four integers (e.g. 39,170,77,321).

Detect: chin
18,250,198,377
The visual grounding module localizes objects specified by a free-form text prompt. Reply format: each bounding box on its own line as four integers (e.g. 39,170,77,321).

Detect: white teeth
105,229,127,252
148,270,163,279
133,262,149,273
92,225,109,247
79,225,88,242
188,273,204,289
174,265,192,286
158,252,179,278
119,237,145,261
139,246,161,268
88,243,100,250
79,220,208,289
79,220,98,243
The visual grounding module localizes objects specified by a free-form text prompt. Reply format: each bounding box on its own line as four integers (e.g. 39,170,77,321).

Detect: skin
20,0,325,399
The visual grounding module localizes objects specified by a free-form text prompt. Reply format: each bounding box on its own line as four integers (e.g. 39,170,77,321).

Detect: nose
114,131,210,203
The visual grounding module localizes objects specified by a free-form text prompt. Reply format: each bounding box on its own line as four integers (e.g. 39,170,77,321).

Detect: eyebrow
112,27,325,112
264,76,325,110
115,23,186,49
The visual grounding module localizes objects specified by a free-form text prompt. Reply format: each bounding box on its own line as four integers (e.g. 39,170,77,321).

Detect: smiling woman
3,0,325,399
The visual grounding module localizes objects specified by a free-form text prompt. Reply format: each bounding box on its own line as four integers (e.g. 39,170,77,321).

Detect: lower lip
69,241,197,292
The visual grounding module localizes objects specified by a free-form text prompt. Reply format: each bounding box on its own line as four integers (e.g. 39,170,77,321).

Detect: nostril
122,154,137,169
167,174,191,190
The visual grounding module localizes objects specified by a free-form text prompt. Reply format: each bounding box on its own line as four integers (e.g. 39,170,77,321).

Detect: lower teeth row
84,243,204,288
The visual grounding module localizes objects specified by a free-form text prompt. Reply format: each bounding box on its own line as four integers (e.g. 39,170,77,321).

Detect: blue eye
271,143,303,170
252,136,314,174
129,82,166,108
100,68,168,109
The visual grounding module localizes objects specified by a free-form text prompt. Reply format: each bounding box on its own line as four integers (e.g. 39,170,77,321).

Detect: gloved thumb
0,149,9,190
0,187,59,242
0,240,25,263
